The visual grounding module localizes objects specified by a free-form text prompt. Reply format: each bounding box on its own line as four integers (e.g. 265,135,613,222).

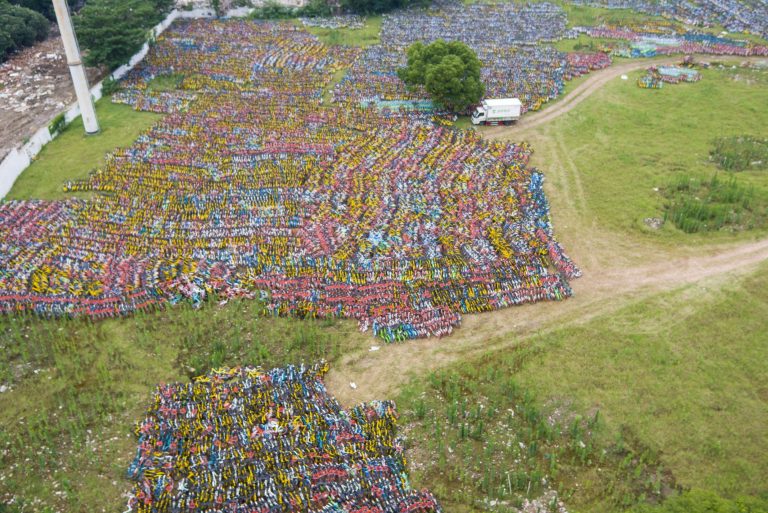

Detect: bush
100,75,120,96
48,113,67,136
341,0,428,15
74,0,173,69
9,0,80,20
299,0,333,17
0,1,49,61
249,0,297,19
249,0,333,19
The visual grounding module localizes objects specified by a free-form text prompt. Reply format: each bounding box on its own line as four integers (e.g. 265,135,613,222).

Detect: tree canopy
9,0,80,20
0,0,49,61
398,40,485,112
74,0,173,69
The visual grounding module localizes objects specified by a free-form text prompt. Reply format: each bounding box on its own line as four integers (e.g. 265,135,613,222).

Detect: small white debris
621,74,629,80
369,345,380,351
349,382,357,389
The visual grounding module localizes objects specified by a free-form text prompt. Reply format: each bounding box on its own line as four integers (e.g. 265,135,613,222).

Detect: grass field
5,100,160,201
0,299,367,512
298,16,382,47
551,2,668,28
399,261,768,512
524,66,768,242
554,33,624,52
512,262,768,498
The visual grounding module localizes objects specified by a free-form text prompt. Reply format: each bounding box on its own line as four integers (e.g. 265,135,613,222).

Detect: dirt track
325,56,768,406
483,55,768,140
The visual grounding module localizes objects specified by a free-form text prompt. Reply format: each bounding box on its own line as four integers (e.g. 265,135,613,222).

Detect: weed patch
710,135,768,172
398,350,680,512
663,174,767,232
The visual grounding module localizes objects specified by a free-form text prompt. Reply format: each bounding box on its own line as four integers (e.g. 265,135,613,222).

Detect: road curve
482,55,766,140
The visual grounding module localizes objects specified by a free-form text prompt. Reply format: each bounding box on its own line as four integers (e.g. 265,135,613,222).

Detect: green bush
48,112,67,137
9,0,79,20
341,0,428,15
100,75,120,96
248,0,297,19
0,1,49,61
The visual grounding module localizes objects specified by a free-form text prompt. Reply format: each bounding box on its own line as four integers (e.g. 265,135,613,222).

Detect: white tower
52,0,100,134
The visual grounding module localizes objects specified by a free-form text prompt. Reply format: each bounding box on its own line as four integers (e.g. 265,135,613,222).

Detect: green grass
5,99,160,201
298,15,382,47
147,73,185,92
512,261,768,499
400,262,768,512
398,358,679,513
0,298,365,512
529,66,768,240
663,173,767,233
554,33,625,52
551,2,670,28
710,135,768,172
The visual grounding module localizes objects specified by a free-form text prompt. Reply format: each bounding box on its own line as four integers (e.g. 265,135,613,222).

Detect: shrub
100,75,120,96
0,1,50,61
48,113,67,136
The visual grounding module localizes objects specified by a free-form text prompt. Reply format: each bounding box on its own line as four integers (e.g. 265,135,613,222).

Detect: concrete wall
0,6,248,200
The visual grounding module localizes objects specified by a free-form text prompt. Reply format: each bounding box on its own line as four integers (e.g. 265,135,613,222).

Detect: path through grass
526,66,768,241
399,261,768,512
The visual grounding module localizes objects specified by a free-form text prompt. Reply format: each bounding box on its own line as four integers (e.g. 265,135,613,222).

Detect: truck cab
471,107,488,125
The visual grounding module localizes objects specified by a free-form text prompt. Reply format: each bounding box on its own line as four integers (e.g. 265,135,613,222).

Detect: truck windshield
472,109,481,117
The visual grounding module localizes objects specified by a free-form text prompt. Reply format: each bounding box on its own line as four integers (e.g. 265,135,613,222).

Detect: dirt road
326,236,768,406
482,55,768,141
326,56,768,406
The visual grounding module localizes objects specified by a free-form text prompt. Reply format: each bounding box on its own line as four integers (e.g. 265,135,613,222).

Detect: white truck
471,98,522,125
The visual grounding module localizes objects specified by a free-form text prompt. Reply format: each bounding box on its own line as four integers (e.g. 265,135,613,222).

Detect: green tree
0,1,49,58
149,0,174,18
0,29,13,60
398,39,484,112
74,0,171,69
9,0,81,20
